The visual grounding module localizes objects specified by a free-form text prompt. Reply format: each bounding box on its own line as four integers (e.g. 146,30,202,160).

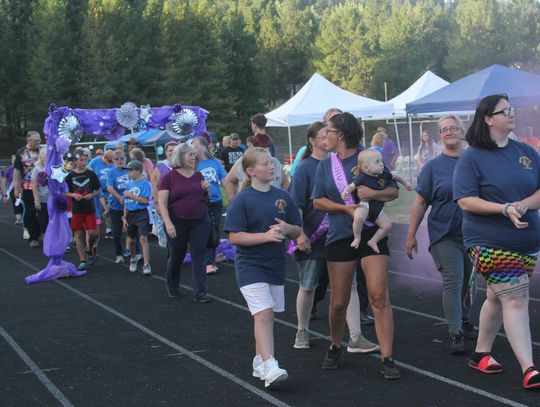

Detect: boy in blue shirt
123,160,152,275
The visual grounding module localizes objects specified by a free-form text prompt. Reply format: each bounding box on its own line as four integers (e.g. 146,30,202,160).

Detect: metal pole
408,115,414,184
287,126,293,165
393,117,402,157
361,121,366,147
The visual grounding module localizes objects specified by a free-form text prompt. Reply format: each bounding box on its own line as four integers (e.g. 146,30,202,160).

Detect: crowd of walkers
2,97,540,391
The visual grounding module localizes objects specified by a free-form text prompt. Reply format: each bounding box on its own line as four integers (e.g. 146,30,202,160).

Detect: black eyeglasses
490,106,514,117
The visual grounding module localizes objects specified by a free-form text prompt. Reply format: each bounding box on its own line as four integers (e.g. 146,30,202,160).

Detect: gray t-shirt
30,166,49,203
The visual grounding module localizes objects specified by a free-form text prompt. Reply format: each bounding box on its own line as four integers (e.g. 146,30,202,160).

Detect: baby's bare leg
367,211,392,254
351,205,368,249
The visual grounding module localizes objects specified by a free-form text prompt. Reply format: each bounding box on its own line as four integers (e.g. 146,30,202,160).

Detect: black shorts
126,209,151,238
325,227,389,262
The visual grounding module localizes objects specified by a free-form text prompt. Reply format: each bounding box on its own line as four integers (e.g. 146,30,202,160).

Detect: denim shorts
296,259,327,290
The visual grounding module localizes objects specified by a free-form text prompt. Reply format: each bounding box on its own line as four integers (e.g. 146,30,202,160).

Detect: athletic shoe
462,319,478,340
293,329,310,349
142,264,152,276
123,249,131,258
77,261,89,271
450,333,465,355
360,311,375,326
129,258,138,272
65,246,71,252
115,256,124,264
23,229,30,240
322,345,342,370
263,357,288,389
252,355,265,380
105,229,113,239
523,366,540,389
167,287,182,298
347,334,380,353
29,240,41,248
134,254,143,263
206,264,217,275
468,354,503,374
381,357,401,379
193,294,214,303
87,251,96,266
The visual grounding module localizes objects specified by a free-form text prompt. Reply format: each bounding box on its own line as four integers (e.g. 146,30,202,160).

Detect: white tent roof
389,71,449,117
265,73,393,127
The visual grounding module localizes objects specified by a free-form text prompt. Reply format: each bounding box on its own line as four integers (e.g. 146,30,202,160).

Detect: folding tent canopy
104,128,176,149
406,64,540,116
265,73,393,159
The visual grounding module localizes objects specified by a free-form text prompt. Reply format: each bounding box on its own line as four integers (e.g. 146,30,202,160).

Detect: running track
1,204,539,406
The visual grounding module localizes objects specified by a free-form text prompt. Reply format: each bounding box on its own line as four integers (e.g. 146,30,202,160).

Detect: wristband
502,203,511,217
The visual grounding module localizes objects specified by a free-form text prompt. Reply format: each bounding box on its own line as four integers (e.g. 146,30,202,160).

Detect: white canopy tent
265,73,394,159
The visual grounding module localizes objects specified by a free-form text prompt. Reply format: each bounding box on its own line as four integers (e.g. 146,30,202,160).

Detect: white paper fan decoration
172,109,198,136
58,114,82,143
116,102,139,129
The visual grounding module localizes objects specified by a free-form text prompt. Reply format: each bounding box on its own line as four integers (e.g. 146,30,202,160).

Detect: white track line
0,247,291,407
0,325,74,407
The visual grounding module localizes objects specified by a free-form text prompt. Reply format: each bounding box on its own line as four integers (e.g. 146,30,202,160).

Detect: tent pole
393,117,402,157
362,121,366,147
287,126,293,165
408,115,414,184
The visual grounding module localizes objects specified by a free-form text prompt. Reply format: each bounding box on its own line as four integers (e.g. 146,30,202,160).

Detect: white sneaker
129,258,138,272
143,263,152,276
263,357,288,388
115,256,124,264
23,229,30,240
293,329,310,349
134,254,143,262
252,355,264,380
347,334,380,353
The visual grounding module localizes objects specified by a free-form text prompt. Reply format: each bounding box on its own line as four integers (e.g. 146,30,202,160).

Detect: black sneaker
77,261,89,271
381,357,401,379
462,319,478,340
360,311,375,326
193,294,214,303
322,345,342,370
450,332,466,355
167,287,182,298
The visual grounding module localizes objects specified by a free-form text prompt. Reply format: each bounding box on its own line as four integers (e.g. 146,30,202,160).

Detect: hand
356,185,375,201
119,197,124,206
404,182,413,191
201,180,210,191
83,194,94,200
265,227,286,243
507,205,529,229
406,236,417,259
269,218,292,237
35,202,41,211
102,206,109,217
73,193,83,201
511,201,528,215
341,190,350,199
123,191,134,200
296,232,311,253
165,222,176,239
122,217,129,228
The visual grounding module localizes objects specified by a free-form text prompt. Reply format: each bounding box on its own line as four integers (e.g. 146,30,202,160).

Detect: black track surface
1,204,539,407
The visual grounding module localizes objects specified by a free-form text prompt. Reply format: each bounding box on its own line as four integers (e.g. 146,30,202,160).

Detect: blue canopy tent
104,128,177,150
406,64,540,116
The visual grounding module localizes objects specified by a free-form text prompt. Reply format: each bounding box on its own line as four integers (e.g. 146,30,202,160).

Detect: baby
342,149,412,252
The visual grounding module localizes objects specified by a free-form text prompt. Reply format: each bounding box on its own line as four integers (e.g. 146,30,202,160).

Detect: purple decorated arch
25,103,208,284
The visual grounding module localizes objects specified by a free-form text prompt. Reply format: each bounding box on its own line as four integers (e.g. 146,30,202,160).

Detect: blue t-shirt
125,178,152,211
453,140,540,254
224,186,302,288
197,158,227,203
88,157,112,192
288,156,326,260
415,154,463,248
107,167,129,211
352,168,393,220
312,148,398,246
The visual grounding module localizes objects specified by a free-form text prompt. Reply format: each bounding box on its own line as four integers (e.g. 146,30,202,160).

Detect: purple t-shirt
5,166,14,187
382,139,398,170
158,170,207,219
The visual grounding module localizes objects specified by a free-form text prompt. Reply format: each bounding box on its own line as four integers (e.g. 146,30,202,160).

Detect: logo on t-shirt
378,177,387,188
200,167,218,183
275,199,287,213
519,156,533,170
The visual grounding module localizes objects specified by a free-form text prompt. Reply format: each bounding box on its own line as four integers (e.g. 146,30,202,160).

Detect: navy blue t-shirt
288,156,326,261
352,168,393,220
224,186,302,288
312,148,398,246
415,154,463,248
453,140,540,254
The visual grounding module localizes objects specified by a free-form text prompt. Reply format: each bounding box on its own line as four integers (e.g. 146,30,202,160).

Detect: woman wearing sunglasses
453,94,540,389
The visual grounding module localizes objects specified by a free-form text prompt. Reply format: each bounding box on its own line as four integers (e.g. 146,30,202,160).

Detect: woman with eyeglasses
453,94,540,389
312,112,400,378
406,115,477,355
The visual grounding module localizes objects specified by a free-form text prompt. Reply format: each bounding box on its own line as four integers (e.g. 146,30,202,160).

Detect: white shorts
239,283,285,315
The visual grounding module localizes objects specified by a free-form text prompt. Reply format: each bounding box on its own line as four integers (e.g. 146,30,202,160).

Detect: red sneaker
523,366,540,389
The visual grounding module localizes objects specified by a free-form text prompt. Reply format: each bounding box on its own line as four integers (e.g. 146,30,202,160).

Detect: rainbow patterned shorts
467,246,537,286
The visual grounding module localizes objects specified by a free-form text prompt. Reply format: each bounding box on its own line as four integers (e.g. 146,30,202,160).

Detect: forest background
1,0,539,147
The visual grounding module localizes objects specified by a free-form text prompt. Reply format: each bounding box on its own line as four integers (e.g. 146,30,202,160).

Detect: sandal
523,366,540,389
468,355,503,374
